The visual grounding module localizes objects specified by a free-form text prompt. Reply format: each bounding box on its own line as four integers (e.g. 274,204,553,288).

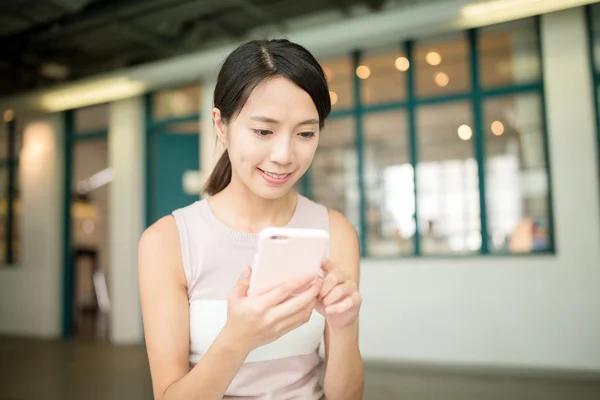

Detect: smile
257,168,292,185
262,170,289,179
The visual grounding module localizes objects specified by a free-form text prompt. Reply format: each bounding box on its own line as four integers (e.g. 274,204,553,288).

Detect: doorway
63,105,111,341
147,120,200,225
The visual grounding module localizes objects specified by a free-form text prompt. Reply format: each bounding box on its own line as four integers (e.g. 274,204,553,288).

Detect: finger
319,269,349,300
269,279,321,320
230,265,252,298
321,281,356,306
258,274,317,307
279,299,318,334
320,258,336,273
325,292,362,315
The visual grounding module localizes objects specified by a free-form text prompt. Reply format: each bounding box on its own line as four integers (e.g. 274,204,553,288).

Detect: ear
212,107,228,147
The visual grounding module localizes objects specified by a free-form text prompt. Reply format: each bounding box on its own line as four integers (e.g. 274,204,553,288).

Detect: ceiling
0,0,444,97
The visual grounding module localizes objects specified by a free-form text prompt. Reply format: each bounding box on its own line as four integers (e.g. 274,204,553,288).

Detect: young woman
138,39,364,400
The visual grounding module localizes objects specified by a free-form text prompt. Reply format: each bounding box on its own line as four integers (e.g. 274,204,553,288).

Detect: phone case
248,227,329,297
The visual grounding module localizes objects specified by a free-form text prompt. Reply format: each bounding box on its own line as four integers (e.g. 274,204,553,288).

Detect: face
213,76,321,200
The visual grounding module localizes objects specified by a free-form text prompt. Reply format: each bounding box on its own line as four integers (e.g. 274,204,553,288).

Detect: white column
541,7,600,258
108,96,145,344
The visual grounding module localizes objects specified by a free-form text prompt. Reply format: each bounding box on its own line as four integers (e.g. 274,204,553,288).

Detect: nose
269,135,294,166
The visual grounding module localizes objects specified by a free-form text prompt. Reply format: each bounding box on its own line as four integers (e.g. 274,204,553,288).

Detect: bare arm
322,210,364,400
138,216,248,400
139,216,322,400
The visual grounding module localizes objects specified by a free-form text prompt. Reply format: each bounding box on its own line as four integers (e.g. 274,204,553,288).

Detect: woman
138,38,364,400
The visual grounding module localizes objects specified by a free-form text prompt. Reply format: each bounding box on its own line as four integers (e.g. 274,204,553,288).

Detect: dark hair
204,39,331,196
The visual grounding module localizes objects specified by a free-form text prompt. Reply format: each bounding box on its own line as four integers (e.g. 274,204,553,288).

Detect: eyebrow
250,116,319,126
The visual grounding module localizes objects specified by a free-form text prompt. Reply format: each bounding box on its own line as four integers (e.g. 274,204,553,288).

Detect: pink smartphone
247,227,330,297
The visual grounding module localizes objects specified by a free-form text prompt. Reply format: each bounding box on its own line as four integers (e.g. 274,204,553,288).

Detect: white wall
0,113,65,337
358,7,600,372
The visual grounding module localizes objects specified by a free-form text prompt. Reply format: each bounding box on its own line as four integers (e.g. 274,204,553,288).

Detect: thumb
232,264,251,297
320,258,335,274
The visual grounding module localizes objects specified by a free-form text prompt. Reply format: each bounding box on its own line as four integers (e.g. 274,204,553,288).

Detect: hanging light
491,121,505,136
356,65,371,79
426,51,442,66
3,109,14,123
458,124,472,140
395,56,410,71
434,72,450,87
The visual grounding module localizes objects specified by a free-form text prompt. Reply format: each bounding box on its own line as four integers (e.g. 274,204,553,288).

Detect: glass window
0,123,7,160
311,117,360,233
362,111,413,256
483,93,550,253
74,104,109,133
0,166,18,265
414,33,470,98
0,167,7,264
11,166,20,263
590,4,600,72
321,57,354,110
478,18,540,88
152,84,202,119
416,102,480,254
360,48,408,106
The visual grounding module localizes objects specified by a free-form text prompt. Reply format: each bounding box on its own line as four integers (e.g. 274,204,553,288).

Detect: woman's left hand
315,258,362,330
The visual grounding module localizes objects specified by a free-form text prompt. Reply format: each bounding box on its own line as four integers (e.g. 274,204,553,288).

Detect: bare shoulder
327,209,360,282
138,215,185,285
139,215,179,252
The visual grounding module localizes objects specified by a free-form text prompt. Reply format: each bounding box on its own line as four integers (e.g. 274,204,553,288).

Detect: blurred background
1,0,600,399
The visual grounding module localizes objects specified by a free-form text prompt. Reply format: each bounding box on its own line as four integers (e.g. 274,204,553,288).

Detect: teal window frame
304,16,555,258
586,4,600,196
1,115,18,266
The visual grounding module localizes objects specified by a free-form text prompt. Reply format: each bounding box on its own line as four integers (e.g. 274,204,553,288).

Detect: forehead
239,76,319,120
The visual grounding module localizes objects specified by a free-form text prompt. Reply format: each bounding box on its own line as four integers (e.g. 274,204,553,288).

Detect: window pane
416,102,480,254
0,167,6,264
414,33,470,98
310,117,360,234
74,104,109,133
360,48,407,106
590,4,600,72
0,123,7,160
321,57,354,110
484,93,550,253
363,110,413,256
0,166,18,265
478,18,540,88
12,166,20,263
152,84,201,119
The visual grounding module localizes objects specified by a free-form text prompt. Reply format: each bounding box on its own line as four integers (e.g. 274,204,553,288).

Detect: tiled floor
1,337,599,400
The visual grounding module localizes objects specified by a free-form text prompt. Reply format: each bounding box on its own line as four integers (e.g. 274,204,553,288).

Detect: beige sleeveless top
172,194,329,399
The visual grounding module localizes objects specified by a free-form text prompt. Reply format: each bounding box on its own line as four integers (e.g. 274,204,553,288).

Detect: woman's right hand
223,265,322,353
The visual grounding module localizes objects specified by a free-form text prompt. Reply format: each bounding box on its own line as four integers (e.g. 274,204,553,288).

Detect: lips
257,168,292,185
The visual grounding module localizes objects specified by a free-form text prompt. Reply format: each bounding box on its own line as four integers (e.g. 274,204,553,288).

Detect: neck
208,178,298,233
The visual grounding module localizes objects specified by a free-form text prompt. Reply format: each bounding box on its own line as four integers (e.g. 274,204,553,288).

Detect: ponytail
204,150,232,196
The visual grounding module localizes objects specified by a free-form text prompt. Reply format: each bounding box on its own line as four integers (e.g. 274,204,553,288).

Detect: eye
298,131,315,138
253,129,272,136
